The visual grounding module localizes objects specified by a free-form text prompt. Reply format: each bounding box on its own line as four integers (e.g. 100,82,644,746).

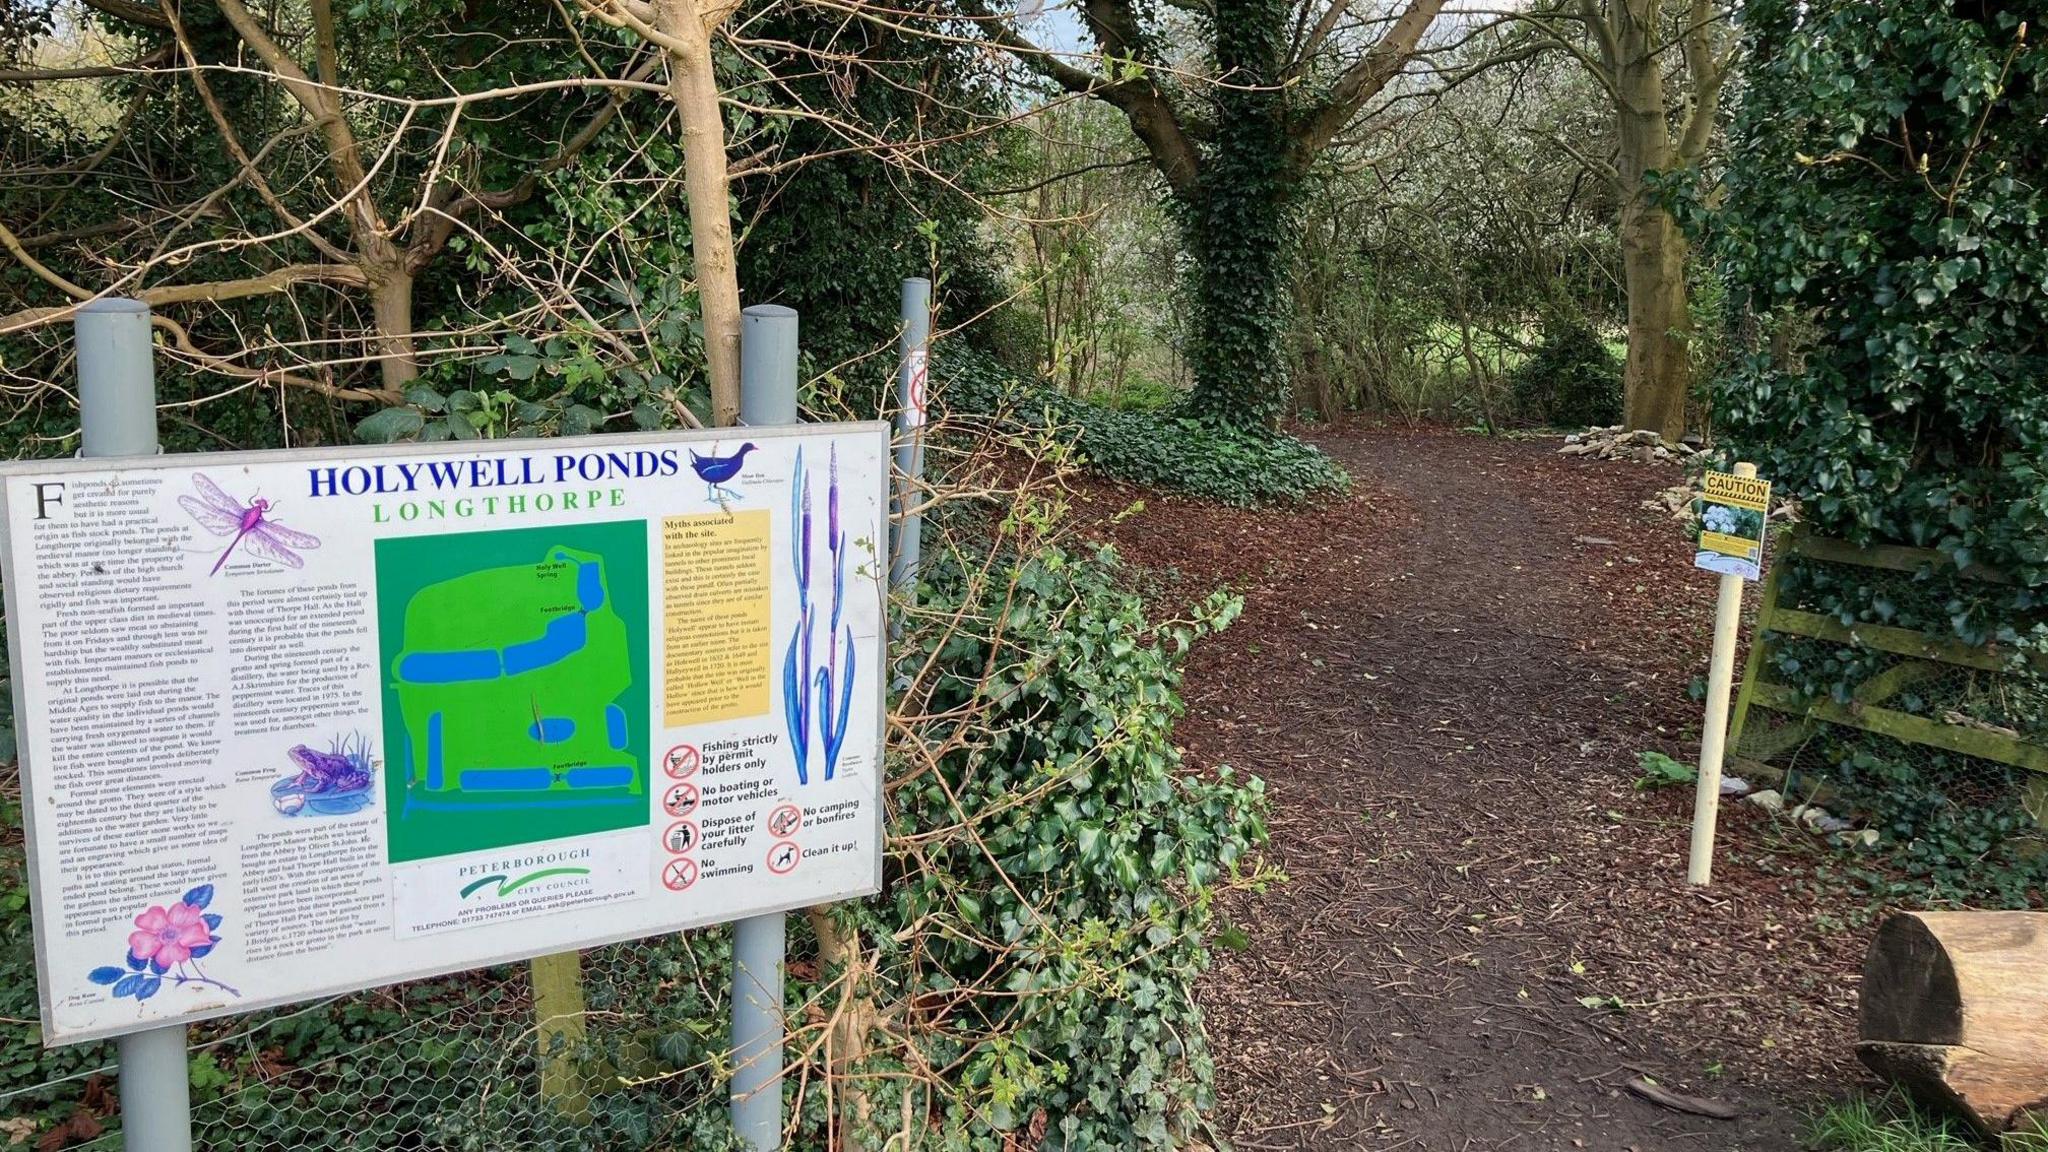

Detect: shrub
1508,312,1622,428
944,351,1350,507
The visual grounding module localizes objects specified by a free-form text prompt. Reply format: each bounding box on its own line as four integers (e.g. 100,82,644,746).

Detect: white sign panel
0,424,888,1044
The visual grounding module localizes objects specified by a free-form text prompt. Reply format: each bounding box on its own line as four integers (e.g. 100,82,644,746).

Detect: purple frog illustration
272,733,375,816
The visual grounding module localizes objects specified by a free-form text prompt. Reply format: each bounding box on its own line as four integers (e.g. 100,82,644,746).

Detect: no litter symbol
767,803,803,838
766,840,801,875
663,743,701,779
663,820,699,854
662,858,698,892
662,782,700,817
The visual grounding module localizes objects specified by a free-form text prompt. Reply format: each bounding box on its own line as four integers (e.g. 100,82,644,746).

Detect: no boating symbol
662,781,700,817
766,802,803,838
904,348,929,429
767,840,801,875
663,743,701,780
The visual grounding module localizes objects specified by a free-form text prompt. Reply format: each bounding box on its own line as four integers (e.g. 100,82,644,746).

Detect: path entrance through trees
1083,428,1867,1151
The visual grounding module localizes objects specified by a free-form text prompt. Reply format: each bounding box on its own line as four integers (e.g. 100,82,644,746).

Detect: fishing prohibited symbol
662,858,698,892
766,803,802,838
766,840,801,875
663,743,701,780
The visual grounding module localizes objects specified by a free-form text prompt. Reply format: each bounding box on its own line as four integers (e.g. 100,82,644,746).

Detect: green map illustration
376,521,650,863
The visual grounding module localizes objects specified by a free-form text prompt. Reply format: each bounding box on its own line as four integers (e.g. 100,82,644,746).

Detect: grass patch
1809,1094,2048,1152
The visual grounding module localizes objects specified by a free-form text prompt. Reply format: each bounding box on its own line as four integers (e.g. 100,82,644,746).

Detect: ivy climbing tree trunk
1182,0,1296,426
961,0,1447,428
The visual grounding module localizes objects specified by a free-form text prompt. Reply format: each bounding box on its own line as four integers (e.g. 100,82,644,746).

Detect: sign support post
75,297,193,1152
730,304,799,1150
1687,460,1759,886
891,278,930,600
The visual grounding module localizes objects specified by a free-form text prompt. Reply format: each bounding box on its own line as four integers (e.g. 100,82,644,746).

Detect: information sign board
0,424,888,1044
1695,470,1773,581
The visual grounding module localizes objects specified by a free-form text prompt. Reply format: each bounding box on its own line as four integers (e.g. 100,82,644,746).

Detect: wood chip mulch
1067,426,1874,1152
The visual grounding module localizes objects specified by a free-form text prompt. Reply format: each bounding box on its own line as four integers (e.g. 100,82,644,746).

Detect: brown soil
1075,427,1871,1151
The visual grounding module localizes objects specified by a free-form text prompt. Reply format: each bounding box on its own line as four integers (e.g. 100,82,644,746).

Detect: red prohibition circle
663,744,702,780
766,840,802,875
662,857,699,891
663,819,700,854
766,803,803,838
662,782,700,817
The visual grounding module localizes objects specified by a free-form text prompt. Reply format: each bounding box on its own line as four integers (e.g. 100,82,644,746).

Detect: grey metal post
890,278,930,598
76,299,189,1152
739,306,800,428
730,304,796,1151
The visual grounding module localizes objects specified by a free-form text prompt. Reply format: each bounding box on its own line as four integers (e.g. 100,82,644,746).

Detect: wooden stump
1858,911,2048,1135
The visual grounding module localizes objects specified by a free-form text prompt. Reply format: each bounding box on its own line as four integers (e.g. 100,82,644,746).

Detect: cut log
1858,911,2048,1135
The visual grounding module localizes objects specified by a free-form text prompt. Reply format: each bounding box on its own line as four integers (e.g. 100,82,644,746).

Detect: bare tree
1524,0,1734,439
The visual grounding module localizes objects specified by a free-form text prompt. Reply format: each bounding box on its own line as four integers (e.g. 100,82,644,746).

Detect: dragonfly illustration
178,473,322,575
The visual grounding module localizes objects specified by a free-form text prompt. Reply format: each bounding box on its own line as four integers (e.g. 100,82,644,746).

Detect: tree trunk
1619,198,1691,441
656,0,744,427
1859,910,2048,1135
368,269,420,392
1180,0,1294,429
1608,1,1694,443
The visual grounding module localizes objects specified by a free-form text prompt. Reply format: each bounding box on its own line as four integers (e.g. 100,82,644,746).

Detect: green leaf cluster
1508,311,1623,428
946,351,1350,507
867,541,1266,1147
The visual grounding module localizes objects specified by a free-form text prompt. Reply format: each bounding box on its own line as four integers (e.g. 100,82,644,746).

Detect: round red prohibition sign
662,857,699,892
663,743,702,780
662,781,700,818
766,839,802,876
766,802,803,839
663,819,700,854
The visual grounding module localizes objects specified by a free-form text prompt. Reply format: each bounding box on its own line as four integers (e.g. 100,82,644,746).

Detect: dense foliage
1509,311,1623,427
1712,0,2048,894
871,540,1265,1146
1717,0,2048,584
946,352,1350,506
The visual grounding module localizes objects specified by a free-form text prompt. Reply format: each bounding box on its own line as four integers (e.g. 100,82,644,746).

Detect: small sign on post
1687,462,1769,886
0,426,889,1047
1694,470,1773,581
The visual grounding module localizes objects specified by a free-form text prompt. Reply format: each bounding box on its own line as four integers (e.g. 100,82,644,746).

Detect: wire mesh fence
1728,533,2048,902
0,934,750,1151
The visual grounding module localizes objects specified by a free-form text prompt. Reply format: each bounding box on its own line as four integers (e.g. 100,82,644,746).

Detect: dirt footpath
1080,428,1867,1152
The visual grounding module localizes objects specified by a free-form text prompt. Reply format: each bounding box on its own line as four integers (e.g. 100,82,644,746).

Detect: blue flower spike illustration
783,445,858,785
689,442,757,507
87,884,241,1003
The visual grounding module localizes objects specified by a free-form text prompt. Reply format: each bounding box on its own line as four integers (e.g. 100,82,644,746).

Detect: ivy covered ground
1071,427,1883,1151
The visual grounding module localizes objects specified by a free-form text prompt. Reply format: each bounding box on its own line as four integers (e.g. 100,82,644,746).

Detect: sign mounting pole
891,278,930,600
730,304,799,1149
75,298,193,1152
1688,460,1760,886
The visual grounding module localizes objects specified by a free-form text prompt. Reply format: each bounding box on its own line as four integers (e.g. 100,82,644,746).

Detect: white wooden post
1688,460,1757,886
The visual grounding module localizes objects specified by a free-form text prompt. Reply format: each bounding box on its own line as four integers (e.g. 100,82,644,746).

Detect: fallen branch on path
1624,1076,1739,1120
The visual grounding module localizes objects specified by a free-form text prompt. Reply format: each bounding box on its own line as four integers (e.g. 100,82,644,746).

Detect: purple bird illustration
688,442,757,504
178,472,322,575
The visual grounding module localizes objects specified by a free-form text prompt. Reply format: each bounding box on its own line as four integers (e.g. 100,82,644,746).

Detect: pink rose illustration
89,883,238,1002
128,902,212,967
